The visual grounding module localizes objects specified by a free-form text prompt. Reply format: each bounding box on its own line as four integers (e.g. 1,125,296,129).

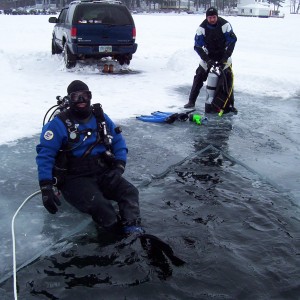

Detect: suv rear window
73,4,133,25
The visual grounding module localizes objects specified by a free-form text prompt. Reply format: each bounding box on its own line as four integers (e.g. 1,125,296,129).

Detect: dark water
0,91,300,299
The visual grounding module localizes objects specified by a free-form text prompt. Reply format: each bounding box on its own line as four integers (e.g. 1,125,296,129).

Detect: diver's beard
70,104,92,120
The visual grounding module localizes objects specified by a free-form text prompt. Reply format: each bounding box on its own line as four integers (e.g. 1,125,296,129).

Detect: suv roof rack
71,0,123,4
69,1,81,5
92,0,123,3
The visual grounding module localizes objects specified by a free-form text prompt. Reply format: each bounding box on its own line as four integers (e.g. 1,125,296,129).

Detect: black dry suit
194,17,237,63
188,17,237,110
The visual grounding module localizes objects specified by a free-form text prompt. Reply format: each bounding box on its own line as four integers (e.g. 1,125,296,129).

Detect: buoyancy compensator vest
52,103,120,187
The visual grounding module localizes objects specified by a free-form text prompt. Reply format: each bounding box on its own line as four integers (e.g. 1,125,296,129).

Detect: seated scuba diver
36,80,142,235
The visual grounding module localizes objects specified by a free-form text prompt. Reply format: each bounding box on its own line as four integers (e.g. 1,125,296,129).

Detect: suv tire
117,54,132,66
63,43,76,69
52,37,62,55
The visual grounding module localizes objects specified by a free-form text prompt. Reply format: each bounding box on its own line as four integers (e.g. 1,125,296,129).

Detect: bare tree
290,0,300,13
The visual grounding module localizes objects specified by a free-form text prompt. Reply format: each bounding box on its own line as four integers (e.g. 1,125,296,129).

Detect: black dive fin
139,234,185,266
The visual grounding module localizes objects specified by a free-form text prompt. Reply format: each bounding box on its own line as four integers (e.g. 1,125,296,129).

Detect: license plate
99,46,112,53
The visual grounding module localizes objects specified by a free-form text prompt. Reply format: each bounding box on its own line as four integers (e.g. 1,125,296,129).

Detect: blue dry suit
188,17,237,105
36,109,140,230
36,112,127,182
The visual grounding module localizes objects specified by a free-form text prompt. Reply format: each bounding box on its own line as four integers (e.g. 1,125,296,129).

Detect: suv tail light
71,27,77,39
132,27,136,40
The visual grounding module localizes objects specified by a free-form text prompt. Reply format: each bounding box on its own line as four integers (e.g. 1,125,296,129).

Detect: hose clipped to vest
218,65,234,117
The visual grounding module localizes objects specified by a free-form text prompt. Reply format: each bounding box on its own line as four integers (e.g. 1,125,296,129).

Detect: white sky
0,6,299,145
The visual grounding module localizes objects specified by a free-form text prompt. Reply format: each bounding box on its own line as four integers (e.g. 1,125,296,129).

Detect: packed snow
0,7,299,146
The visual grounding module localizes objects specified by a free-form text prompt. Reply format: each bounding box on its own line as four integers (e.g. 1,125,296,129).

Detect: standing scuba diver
36,80,142,235
184,7,237,112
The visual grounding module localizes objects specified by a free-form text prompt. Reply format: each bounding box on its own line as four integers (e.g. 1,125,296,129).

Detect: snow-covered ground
0,7,299,145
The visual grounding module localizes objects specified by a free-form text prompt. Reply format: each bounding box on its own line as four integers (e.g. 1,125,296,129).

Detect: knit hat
206,7,218,17
67,80,89,95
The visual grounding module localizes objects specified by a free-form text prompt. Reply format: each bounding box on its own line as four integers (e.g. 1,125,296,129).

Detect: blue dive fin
136,115,168,123
136,111,176,123
136,110,195,124
151,111,174,117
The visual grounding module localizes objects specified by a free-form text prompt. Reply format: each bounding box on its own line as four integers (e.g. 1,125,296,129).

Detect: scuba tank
205,67,220,113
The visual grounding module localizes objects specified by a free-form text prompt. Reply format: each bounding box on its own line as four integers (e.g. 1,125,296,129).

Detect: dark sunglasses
69,90,92,102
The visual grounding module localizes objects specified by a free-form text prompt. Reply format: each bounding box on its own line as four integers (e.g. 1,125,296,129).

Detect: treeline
268,0,285,11
0,0,238,10
2,0,297,14
0,0,35,9
124,0,238,10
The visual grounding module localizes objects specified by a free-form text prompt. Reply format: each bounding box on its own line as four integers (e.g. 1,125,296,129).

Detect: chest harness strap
56,104,113,159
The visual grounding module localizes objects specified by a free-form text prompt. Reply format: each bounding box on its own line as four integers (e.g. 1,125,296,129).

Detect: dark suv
49,0,138,68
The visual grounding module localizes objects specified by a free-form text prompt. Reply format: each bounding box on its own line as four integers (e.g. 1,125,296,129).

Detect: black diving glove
206,59,216,70
40,181,61,214
103,160,126,189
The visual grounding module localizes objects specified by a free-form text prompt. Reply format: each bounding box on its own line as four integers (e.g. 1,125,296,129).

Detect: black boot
230,106,238,114
205,103,212,113
184,101,195,108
